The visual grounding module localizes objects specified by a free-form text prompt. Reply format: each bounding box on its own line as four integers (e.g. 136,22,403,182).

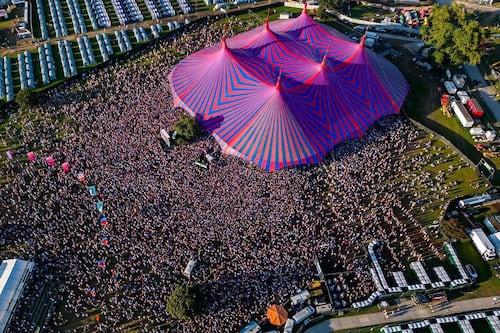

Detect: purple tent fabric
168,5,409,171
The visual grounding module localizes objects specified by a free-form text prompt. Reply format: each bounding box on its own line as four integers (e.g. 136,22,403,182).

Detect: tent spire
320,54,328,70
359,34,366,48
320,47,330,70
264,17,269,31
221,36,227,49
275,70,282,91
302,2,308,15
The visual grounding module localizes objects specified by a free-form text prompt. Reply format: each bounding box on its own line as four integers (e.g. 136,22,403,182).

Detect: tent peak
302,2,308,15
359,34,366,49
275,71,282,91
320,54,328,70
221,36,227,49
264,17,269,30
320,47,330,70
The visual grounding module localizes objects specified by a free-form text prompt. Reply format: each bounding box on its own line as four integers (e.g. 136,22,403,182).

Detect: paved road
463,64,500,123
305,296,500,333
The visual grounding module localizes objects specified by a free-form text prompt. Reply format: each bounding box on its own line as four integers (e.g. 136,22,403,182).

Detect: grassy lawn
349,5,390,22
453,239,500,299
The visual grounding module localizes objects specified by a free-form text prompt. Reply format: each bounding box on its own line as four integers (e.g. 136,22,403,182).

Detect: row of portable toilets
84,0,111,30
133,27,148,42
115,30,132,52
150,24,163,39
96,34,114,62
77,36,96,67
17,51,35,90
144,0,175,19
35,0,49,39
166,21,180,31
66,0,87,34
1,23,175,101
38,43,57,85
58,40,77,78
0,58,14,101
48,0,68,37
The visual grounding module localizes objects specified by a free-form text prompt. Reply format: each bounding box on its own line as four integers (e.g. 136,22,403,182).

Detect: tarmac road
305,296,500,333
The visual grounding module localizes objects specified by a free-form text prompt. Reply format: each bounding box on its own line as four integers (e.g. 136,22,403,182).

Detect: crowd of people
0,16,484,333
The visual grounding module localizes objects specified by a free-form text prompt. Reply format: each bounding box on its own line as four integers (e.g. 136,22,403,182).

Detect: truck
452,74,466,89
467,98,484,118
469,228,497,261
451,100,473,128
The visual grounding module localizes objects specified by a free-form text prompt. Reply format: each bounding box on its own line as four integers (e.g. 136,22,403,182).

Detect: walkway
305,296,500,332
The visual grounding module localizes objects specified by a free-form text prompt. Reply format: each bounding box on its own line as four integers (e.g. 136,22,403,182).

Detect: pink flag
6,151,13,160
27,152,35,162
46,156,55,167
62,162,70,172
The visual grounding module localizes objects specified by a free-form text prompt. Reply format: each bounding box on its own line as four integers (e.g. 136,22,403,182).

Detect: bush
173,114,201,145
166,284,202,319
15,89,39,110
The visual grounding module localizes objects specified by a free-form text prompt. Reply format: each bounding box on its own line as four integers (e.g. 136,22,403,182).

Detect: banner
61,162,70,172
88,186,97,196
100,216,108,226
27,152,35,162
96,201,104,213
46,156,55,167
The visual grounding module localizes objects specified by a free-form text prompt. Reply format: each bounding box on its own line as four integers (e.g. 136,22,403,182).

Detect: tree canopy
15,89,39,110
421,4,485,65
166,284,203,319
173,114,201,145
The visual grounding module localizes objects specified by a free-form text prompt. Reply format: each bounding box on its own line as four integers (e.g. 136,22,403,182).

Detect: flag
90,287,96,297
61,162,70,172
46,156,55,167
101,236,108,246
96,201,103,213
27,152,35,162
95,314,100,322
77,172,85,182
100,216,108,226
97,259,106,268
89,186,97,196
6,151,13,160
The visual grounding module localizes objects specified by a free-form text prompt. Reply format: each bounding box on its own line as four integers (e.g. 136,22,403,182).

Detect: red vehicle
467,98,484,118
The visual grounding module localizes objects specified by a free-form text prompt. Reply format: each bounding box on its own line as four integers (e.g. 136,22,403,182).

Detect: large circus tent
168,5,409,171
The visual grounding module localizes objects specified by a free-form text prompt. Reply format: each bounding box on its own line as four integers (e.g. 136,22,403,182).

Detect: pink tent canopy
169,4,408,171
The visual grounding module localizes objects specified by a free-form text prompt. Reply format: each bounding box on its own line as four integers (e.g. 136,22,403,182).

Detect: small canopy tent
266,304,288,326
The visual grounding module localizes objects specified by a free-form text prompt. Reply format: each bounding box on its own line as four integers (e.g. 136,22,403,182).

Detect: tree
166,284,202,319
173,114,201,145
15,89,39,110
421,4,486,65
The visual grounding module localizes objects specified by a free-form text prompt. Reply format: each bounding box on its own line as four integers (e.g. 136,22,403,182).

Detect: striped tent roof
168,5,409,171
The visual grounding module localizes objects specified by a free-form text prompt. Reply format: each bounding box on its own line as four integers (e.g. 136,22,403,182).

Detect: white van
292,306,315,324
283,318,294,333
290,290,311,306
183,259,197,279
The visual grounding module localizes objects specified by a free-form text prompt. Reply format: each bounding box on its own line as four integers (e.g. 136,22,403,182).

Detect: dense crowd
0,17,482,333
